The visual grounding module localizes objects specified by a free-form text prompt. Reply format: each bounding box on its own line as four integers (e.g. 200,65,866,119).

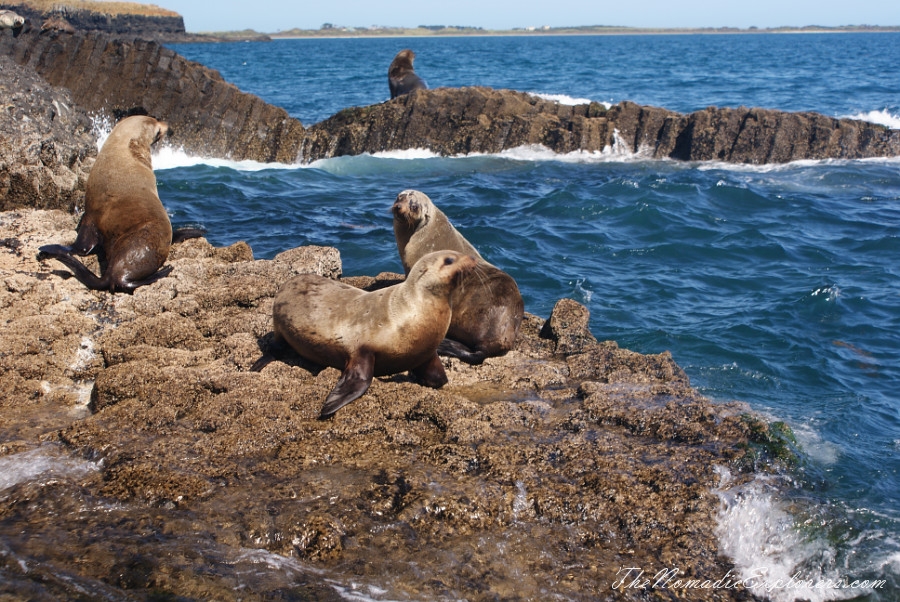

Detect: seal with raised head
263,250,477,419
388,49,427,99
39,114,201,293
392,189,524,364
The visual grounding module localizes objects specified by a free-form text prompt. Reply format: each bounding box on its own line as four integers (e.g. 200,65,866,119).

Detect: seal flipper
437,338,487,365
319,351,375,420
37,247,108,290
120,265,174,292
172,227,207,244
411,353,449,388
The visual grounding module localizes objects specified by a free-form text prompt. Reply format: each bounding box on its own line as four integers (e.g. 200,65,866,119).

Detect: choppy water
7,33,900,600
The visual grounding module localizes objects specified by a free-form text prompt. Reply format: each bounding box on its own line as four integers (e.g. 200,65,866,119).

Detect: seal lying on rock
38,114,202,293
259,250,477,419
0,10,25,29
392,189,524,364
388,49,427,99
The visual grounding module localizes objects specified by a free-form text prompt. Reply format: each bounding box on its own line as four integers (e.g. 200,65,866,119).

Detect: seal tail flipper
437,338,486,365
319,351,375,420
411,353,449,388
250,355,275,372
122,265,173,291
172,227,207,244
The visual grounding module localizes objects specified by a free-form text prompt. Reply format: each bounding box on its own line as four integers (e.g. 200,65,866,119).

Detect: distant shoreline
192,24,900,42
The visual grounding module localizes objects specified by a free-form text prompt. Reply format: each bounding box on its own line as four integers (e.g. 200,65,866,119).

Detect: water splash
532,92,605,107
0,446,99,492
845,108,900,130
714,467,887,602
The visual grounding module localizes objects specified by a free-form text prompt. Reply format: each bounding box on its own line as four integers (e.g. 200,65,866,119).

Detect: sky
148,0,900,33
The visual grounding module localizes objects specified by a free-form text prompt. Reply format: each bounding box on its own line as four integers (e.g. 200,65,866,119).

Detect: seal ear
319,351,375,419
113,107,149,121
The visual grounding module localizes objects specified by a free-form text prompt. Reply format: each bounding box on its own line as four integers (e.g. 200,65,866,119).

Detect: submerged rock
0,208,770,600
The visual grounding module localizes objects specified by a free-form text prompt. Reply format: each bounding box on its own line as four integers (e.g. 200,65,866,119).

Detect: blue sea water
159,33,900,600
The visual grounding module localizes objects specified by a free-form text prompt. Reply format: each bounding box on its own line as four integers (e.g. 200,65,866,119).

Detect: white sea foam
532,92,605,107
153,144,298,172
715,467,882,602
0,445,99,492
845,108,900,130
368,147,441,160
792,423,842,466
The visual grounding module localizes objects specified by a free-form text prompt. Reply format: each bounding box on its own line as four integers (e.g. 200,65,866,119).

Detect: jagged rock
0,26,306,164
0,54,95,211
2,25,898,189
300,88,900,163
1,2,185,39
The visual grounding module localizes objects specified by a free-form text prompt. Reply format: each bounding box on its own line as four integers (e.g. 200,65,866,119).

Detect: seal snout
392,191,420,223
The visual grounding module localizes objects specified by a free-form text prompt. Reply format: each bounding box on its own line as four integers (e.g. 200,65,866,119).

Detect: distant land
192,24,900,41
2,1,898,41
261,23,900,39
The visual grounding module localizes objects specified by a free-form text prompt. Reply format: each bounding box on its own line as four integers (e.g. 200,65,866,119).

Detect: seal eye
443,256,456,266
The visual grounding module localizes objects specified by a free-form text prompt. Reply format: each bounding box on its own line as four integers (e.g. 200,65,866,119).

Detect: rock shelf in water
2,24,898,186
0,209,782,600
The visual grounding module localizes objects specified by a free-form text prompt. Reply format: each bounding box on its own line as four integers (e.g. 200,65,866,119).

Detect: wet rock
0,210,773,599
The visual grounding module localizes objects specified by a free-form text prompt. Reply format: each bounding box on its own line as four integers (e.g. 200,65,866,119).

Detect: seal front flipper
437,338,487,365
319,351,375,420
411,353,449,388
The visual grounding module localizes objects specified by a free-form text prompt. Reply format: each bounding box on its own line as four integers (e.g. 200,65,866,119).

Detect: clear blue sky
153,0,900,33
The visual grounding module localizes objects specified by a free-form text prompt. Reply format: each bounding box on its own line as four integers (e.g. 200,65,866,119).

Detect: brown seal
392,189,524,364
259,250,477,419
39,114,201,293
388,49,427,99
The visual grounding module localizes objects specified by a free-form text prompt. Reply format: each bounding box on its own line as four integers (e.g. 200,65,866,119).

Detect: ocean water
20,33,900,600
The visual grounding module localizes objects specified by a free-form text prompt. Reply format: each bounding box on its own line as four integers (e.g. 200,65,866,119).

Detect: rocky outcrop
301,87,900,164
0,208,777,600
3,24,898,177
1,2,186,39
0,54,95,211
0,25,306,163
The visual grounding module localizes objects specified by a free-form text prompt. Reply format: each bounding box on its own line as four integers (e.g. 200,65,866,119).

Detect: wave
845,108,900,129
715,466,893,602
532,92,607,107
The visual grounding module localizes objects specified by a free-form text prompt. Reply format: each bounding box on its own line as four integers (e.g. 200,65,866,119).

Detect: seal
388,49,427,99
262,250,477,419
39,114,199,293
392,189,524,364
0,9,25,29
